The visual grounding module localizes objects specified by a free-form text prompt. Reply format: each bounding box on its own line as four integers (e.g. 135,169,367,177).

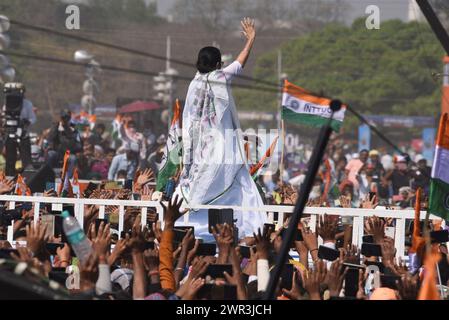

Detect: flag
58,150,71,196
250,136,279,177
429,113,449,220
156,99,182,191
71,168,80,198
15,174,31,196
281,80,346,131
410,188,425,255
418,251,441,300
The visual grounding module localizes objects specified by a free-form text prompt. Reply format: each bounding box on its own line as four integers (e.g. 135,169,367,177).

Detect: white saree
174,61,267,240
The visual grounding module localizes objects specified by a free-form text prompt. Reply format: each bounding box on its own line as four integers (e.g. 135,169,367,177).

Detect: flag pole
263,99,342,300
280,119,285,185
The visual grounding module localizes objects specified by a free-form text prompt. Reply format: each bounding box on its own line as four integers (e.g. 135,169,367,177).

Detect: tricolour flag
429,113,449,220
156,99,182,191
282,80,346,131
250,136,279,178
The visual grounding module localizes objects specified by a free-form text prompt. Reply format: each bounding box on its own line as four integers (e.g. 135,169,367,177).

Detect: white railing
0,195,442,259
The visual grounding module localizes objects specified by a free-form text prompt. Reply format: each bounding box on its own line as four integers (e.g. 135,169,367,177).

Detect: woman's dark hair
196,46,222,74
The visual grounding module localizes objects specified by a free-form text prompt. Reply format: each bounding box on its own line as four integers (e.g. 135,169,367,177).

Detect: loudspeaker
22,164,56,193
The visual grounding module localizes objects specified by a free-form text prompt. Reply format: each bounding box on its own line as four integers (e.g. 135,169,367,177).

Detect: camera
2,82,25,139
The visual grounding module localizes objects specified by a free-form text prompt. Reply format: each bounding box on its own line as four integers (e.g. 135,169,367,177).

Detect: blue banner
422,128,436,163
358,124,371,152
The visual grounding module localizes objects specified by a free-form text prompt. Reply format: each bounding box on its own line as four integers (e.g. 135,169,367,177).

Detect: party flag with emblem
429,113,449,220
156,99,182,191
282,80,346,131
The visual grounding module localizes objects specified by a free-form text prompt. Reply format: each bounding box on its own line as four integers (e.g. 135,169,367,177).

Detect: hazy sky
155,0,414,23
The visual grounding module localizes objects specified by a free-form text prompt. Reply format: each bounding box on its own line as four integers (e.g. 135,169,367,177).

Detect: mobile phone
95,218,108,234
365,261,385,273
83,182,98,198
197,283,237,300
431,230,449,243
124,179,133,190
145,241,155,250
362,235,374,244
239,245,254,259
197,243,217,256
41,214,55,238
173,228,188,244
45,182,55,192
344,267,359,297
62,205,75,217
380,274,401,290
19,202,32,212
49,270,69,286
263,223,275,235
361,243,382,257
45,243,64,255
132,193,141,201
205,264,233,279
174,226,195,234
318,245,340,261
343,262,365,270
280,264,294,291
0,248,18,259
208,209,234,233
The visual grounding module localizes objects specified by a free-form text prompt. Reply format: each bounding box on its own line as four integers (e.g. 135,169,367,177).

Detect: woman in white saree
175,18,267,241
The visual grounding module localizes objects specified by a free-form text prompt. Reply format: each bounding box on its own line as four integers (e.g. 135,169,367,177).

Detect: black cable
8,19,281,89
4,50,279,94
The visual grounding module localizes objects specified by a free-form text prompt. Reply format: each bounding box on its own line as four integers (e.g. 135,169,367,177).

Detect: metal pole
263,101,341,300
416,0,449,55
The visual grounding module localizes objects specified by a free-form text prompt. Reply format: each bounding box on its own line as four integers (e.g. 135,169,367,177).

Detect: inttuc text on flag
281,80,346,131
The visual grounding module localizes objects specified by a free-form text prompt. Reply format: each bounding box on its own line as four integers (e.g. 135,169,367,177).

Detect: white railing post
352,216,364,248
118,206,125,238
141,207,147,230
33,201,40,226
99,206,105,219
395,218,406,259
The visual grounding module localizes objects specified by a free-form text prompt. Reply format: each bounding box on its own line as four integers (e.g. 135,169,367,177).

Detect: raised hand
339,195,352,208
224,247,247,300
160,195,185,230
108,236,129,266
241,17,256,41
380,237,396,269
303,260,327,300
254,227,271,260
326,260,346,297
26,222,49,260
397,273,419,300
282,270,303,300
0,179,15,195
136,169,155,188
364,216,385,244
79,253,99,291
56,243,72,267
212,223,234,263
317,214,337,243
361,194,378,209
91,222,111,261
128,215,148,253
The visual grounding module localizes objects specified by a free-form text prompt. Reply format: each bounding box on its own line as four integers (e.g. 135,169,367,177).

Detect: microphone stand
263,100,342,300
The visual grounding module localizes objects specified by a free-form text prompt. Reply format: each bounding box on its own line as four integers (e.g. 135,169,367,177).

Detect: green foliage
234,19,444,129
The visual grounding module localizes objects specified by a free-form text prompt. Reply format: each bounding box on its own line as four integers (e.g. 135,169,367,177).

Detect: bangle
149,271,159,276
310,248,318,252
175,267,184,271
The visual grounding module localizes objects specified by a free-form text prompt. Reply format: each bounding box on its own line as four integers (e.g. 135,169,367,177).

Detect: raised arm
236,17,256,68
